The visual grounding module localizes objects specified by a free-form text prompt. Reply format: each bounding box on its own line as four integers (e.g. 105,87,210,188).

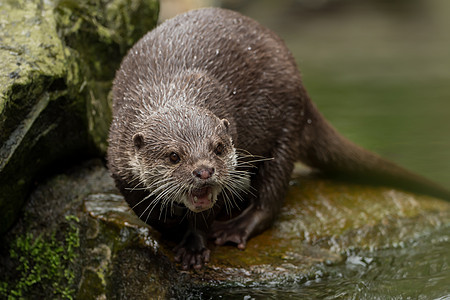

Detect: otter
107,7,450,270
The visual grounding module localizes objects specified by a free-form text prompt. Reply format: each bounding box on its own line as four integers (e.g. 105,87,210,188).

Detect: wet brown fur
108,8,450,269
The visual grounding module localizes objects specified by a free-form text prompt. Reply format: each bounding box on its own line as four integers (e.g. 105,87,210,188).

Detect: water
300,227,450,299
189,226,450,299
235,0,450,188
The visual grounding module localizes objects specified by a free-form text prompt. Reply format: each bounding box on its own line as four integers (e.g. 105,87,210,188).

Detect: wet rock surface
1,160,448,298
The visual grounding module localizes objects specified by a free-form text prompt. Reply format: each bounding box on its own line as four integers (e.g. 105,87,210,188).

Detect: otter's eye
214,143,225,156
169,152,180,164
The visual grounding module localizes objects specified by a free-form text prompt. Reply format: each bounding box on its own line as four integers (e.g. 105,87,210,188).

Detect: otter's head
131,106,249,213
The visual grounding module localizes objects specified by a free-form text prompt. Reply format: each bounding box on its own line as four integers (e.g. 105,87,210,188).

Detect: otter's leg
120,182,213,270
211,142,294,249
174,227,210,270
173,212,214,270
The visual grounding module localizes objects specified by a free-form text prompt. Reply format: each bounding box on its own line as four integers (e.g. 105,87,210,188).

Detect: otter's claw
173,229,210,270
211,221,249,250
174,246,210,270
210,205,271,250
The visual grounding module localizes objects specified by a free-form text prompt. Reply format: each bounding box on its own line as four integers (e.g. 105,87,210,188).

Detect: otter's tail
297,97,450,201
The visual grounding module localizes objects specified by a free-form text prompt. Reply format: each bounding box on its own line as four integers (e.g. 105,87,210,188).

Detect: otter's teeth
193,196,198,203
208,193,212,201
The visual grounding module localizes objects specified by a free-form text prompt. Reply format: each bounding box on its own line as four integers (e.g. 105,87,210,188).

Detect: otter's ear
221,119,230,133
133,133,145,150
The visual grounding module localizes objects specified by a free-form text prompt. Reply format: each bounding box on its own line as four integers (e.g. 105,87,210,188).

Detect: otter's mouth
185,186,217,212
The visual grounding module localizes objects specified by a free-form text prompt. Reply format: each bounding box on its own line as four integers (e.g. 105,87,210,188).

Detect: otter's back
112,8,306,154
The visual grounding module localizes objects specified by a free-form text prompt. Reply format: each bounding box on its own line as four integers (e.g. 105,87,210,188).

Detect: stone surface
1,160,448,298
0,0,159,234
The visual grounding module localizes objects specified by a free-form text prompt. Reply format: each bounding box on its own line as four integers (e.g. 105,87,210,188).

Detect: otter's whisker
222,185,243,210
140,195,160,222
221,188,234,215
131,190,154,211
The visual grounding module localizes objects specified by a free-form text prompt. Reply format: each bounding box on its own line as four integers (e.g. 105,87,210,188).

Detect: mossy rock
0,0,159,234
0,160,178,299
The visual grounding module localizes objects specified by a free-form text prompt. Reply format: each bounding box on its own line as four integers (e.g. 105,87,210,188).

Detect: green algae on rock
0,0,159,235
0,216,80,299
54,0,160,152
0,0,75,235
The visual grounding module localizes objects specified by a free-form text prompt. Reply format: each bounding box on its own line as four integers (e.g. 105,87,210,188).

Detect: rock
0,160,448,298
0,160,182,299
0,0,159,234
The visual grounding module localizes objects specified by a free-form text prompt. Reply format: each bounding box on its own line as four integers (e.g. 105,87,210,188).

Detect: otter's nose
193,167,215,180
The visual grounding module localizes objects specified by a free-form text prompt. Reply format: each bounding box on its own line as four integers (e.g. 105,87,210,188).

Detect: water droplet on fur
215,49,220,55
307,119,312,124
247,46,252,51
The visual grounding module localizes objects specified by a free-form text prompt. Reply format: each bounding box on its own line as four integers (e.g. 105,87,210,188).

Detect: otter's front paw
210,219,250,250
210,206,271,250
210,207,270,250
173,230,210,270
174,245,210,270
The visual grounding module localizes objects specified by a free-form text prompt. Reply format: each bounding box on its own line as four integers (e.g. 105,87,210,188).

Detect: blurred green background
161,0,450,188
